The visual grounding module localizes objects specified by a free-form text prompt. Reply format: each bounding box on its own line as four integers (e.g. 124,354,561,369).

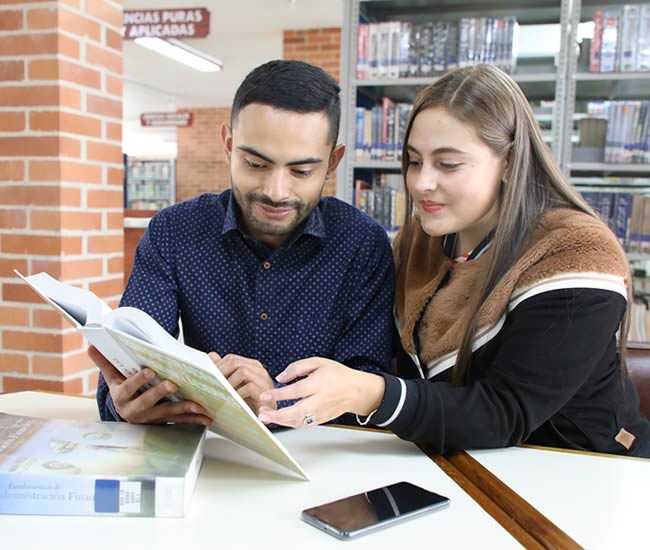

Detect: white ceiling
122,0,344,156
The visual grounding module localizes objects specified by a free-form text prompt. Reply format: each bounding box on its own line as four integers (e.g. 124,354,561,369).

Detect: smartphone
301,481,450,540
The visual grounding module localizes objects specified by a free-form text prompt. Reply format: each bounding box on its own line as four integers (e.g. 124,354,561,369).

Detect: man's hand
89,346,213,426
209,353,277,415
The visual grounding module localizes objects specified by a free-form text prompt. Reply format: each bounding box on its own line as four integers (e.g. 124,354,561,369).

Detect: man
95,60,394,427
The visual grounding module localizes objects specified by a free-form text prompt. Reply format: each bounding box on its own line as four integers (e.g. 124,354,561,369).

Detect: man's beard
231,182,320,238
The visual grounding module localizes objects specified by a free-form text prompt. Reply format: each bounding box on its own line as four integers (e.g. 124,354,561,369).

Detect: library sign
123,8,210,40
141,112,193,128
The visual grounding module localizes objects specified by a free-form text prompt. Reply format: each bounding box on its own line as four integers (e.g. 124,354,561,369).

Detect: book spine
590,11,604,72
638,6,650,71
0,474,158,517
356,23,369,79
600,9,620,73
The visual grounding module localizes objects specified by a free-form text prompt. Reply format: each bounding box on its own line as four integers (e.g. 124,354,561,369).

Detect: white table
0,392,519,549
469,446,649,549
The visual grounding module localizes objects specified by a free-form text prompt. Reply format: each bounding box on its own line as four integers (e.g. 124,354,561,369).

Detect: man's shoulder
151,191,229,232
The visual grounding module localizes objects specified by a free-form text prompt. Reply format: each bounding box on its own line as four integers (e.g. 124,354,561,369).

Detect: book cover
0,412,205,517
15,271,309,481
600,9,620,73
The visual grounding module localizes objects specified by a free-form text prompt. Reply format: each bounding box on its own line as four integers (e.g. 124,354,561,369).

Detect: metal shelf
355,73,556,88
575,72,650,81
353,160,402,170
570,163,650,174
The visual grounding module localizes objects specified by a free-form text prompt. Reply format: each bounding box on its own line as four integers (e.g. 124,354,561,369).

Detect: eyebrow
406,144,467,155
238,146,323,167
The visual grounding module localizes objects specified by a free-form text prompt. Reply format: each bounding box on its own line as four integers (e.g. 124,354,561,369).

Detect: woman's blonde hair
394,64,629,383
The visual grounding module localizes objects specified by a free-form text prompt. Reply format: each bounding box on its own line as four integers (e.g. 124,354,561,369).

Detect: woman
257,64,650,458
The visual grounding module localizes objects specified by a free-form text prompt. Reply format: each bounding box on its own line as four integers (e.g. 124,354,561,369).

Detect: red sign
123,8,210,40
140,112,193,128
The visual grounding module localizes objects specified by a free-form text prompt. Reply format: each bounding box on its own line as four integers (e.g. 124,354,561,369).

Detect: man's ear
326,144,345,178
222,123,232,163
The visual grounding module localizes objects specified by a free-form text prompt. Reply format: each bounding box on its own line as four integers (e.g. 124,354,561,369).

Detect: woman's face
405,107,506,247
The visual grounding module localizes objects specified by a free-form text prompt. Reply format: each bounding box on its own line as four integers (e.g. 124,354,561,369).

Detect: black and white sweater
365,208,650,457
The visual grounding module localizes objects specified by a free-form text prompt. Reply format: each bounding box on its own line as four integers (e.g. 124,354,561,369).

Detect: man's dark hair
231,60,341,145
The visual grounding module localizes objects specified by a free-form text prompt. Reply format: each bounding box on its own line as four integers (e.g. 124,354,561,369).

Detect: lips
256,203,294,220
420,200,446,214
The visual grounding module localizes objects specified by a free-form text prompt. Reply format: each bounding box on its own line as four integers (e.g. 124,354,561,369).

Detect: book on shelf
14,271,308,481
590,5,650,73
357,17,517,80
354,100,412,162
355,173,405,233
0,411,205,517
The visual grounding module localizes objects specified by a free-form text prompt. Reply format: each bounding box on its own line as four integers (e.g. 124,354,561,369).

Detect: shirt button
260,312,269,321
263,261,271,270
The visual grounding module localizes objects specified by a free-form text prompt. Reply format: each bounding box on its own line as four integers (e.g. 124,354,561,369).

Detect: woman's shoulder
514,207,629,292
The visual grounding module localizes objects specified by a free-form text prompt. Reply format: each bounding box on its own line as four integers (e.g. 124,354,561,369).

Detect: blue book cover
0,413,206,517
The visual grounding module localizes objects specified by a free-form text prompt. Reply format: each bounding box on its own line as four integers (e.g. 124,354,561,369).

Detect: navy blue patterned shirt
97,190,395,421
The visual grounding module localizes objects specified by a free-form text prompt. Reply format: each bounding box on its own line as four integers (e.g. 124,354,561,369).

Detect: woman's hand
256,357,385,428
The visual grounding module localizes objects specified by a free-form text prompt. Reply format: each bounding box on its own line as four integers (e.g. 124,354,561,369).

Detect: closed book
0,412,205,517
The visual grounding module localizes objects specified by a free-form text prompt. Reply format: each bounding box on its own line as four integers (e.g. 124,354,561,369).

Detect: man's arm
334,223,395,374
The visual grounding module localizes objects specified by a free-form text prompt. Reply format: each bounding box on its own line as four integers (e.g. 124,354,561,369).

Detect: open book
15,271,308,481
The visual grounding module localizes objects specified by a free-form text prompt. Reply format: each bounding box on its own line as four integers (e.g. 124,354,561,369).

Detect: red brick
106,211,123,229
89,277,123,298
31,258,104,280
59,33,80,59
105,27,121,51
0,353,29,374
0,185,80,207
108,255,123,274
2,376,83,395
60,136,81,158
0,33,57,55
0,10,23,30
86,43,122,74
0,60,24,81
105,121,121,141
0,85,58,107
30,111,102,138
0,111,24,131
87,94,121,119
1,234,82,255
60,9,101,41
88,188,123,208
87,234,123,254
60,86,81,109
0,161,24,181
0,209,26,229
107,167,123,185
87,369,99,392
32,350,95,376
2,329,82,353
0,259,27,278
29,160,103,184
26,7,57,29
31,309,68,330
1,283,42,304
31,210,102,231
85,0,122,29
105,74,122,97
87,141,122,163
0,306,29,326
0,136,59,157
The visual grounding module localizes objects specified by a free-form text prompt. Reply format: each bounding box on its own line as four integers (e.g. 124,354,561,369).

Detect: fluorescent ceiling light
135,37,223,73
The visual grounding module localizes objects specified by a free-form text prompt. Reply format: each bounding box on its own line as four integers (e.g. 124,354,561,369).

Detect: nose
411,163,439,195
262,168,291,203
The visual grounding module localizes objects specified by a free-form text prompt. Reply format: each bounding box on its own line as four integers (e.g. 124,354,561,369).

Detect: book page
15,271,111,327
105,327,308,480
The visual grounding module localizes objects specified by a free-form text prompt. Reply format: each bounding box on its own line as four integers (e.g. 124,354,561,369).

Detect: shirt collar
443,229,495,262
221,190,327,243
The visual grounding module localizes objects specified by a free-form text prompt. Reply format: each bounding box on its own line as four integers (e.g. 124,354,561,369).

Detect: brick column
176,107,230,203
283,27,341,196
0,0,124,395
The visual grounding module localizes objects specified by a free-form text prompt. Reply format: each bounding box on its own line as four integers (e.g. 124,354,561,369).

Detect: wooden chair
625,343,650,420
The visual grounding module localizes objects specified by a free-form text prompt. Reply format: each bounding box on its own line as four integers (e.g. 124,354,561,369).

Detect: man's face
223,104,344,248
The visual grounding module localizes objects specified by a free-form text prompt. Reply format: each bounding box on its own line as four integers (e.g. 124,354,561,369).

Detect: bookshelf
337,0,574,205
337,0,650,341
